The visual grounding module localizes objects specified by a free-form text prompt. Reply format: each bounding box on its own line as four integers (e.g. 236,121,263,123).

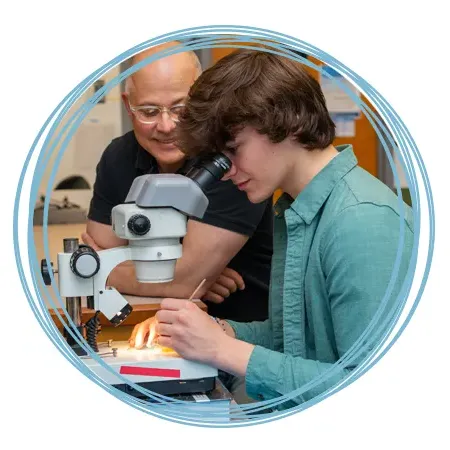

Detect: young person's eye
226,145,239,155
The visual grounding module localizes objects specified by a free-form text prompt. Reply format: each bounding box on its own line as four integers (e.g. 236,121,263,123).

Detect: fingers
129,318,152,349
129,311,179,349
155,309,176,324
201,268,245,304
155,322,172,337
209,281,231,298
222,267,245,290
160,298,190,311
134,322,149,349
128,322,140,347
203,291,225,304
146,321,157,348
157,336,172,348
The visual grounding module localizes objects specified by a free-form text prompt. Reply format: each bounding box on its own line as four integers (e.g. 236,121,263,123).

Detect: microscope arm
57,242,182,325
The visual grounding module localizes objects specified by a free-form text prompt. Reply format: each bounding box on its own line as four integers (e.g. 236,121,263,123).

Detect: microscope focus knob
70,245,100,279
41,259,53,285
127,214,151,236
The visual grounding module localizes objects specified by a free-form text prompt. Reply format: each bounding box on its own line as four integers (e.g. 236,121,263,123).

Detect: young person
149,49,414,409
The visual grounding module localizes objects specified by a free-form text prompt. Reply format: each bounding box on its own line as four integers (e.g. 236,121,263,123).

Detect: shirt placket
270,213,287,352
283,210,307,357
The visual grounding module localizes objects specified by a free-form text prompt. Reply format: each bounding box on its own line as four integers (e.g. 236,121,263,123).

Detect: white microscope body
43,154,231,397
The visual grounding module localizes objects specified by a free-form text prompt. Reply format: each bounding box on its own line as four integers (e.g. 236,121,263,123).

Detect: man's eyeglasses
128,103,185,124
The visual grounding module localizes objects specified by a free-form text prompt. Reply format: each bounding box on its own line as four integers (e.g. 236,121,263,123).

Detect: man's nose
221,162,237,181
156,112,176,133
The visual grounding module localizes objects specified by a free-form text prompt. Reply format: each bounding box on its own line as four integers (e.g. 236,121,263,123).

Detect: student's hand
202,267,245,304
128,316,158,349
155,299,229,365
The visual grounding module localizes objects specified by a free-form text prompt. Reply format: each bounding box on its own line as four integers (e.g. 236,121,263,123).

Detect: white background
1,1,449,449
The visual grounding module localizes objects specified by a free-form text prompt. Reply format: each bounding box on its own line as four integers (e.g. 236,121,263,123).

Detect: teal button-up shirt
227,145,414,409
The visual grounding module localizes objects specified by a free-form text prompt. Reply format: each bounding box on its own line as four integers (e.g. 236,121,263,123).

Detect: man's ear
121,93,132,117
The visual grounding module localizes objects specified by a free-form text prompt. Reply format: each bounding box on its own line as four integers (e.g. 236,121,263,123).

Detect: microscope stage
80,341,218,396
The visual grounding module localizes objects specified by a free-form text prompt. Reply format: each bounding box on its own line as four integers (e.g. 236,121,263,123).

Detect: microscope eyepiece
185,152,232,190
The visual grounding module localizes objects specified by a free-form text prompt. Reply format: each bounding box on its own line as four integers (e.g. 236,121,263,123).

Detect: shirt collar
274,145,358,224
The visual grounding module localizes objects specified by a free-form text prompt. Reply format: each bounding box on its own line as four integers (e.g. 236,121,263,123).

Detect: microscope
41,153,231,397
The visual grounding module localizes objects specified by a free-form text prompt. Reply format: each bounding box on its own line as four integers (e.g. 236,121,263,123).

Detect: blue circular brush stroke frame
13,25,434,427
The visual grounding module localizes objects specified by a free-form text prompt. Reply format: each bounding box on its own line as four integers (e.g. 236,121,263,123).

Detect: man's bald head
125,42,202,98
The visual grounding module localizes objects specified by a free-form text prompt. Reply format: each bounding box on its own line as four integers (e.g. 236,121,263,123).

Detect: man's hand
202,267,245,304
128,316,157,349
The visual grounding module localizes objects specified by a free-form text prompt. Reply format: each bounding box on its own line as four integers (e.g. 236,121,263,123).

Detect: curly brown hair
177,49,335,156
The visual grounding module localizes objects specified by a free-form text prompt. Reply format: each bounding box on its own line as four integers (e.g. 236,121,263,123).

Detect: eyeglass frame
127,101,186,124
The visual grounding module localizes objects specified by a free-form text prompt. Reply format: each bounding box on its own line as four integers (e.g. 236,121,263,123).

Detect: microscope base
80,341,218,396
115,376,216,397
